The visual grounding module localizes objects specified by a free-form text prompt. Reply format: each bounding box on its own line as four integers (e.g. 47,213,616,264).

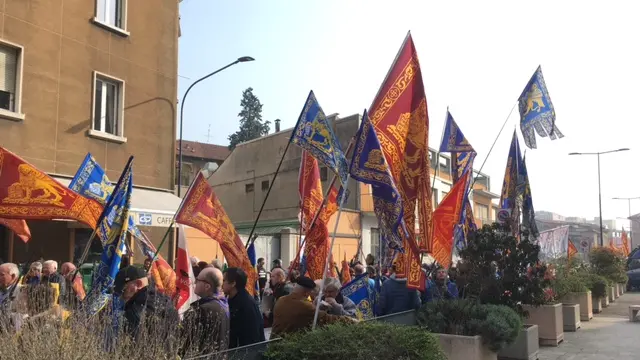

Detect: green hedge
552,271,589,300
264,322,447,360
417,299,522,352
579,272,608,299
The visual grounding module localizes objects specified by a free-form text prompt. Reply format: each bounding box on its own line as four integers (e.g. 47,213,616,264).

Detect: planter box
602,294,610,308
620,283,625,294
593,297,603,313
562,304,581,332
436,333,497,360
561,291,593,321
614,284,620,298
522,304,563,346
498,325,539,360
608,286,616,302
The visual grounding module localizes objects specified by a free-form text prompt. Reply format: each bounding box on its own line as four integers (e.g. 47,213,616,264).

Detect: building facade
208,113,499,267
175,140,230,196
0,0,180,265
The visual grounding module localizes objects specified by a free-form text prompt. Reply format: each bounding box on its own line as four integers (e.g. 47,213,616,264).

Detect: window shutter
0,44,18,94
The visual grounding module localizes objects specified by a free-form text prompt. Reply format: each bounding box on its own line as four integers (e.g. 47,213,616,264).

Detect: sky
178,0,640,224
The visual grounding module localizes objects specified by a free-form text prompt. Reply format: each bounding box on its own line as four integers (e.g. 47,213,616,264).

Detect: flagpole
431,107,449,196
312,175,351,330
467,102,517,196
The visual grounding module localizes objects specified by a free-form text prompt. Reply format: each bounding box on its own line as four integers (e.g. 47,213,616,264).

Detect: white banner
537,226,570,261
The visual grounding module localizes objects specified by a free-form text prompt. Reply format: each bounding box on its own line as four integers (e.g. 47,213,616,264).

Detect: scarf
201,292,229,318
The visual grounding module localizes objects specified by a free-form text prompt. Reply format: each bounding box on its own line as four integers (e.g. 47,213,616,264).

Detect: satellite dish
201,162,219,178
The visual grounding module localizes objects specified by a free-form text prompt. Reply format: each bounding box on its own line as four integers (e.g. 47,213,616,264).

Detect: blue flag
87,157,134,314
340,274,374,320
291,91,349,188
438,111,476,251
349,110,405,253
499,132,523,231
69,153,143,242
518,155,538,239
518,66,563,149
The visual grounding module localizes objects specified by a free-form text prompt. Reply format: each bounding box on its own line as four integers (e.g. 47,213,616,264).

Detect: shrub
552,270,589,300
589,247,627,283
458,224,552,316
264,322,446,360
417,299,522,352
578,271,608,299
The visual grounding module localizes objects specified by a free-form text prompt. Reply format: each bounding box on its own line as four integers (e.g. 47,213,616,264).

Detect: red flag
0,147,102,228
567,239,578,259
369,33,431,289
341,252,351,284
301,151,340,280
622,228,630,256
150,258,177,296
175,224,196,314
0,217,31,242
431,171,469,269
71,274,86,301
176,172,257,294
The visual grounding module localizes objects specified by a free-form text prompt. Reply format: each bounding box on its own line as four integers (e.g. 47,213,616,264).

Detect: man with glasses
180,267,229,357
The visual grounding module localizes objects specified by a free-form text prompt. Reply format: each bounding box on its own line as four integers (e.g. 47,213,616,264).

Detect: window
476,204,489,224
320,167,328,181
245,183,254,193
261,180,269,191
95,0,128,34
0,42,23,121
91,72,125,141
370,228,380,259
175,163,193,187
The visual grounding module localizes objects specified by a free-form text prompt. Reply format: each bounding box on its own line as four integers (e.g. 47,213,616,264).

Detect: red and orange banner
341,253,352,284
301,151,339,280
0,217,31,243
567,239,578,259
368,32,431,289
431,171,469,269
621,228,630,256
150,258,177,296
176,172,257,295
0,147,102,228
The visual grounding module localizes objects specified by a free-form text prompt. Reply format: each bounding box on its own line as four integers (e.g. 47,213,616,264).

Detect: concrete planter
498,325,539,360
608,286,616,302
562,304,581,332
561,291,593,321
620,283,625,294
593,297,603,313
614,284,620,298
436,333,497,360
602,294,610,308
522,304,563,346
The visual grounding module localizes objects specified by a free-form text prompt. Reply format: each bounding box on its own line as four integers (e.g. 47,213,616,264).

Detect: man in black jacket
223,267,265,348
114,265,179,351
181,267,229,357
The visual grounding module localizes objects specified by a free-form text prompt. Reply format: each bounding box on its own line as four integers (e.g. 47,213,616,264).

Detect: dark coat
228,288,265,348
379,275,421,316
123,286,179,346
181,296,230,357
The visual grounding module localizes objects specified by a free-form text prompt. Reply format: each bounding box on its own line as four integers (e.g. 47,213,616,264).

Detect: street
539,291,640,360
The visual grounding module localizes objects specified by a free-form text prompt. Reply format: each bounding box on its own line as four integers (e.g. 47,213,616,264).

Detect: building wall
0,0,178,189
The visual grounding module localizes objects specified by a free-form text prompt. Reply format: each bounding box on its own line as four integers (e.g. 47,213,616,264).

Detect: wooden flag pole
312,175,351,330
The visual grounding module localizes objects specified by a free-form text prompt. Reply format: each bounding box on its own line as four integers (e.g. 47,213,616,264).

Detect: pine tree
228,87,270,150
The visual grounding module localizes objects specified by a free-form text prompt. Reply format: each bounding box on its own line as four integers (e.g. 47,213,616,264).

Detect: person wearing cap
223,267,265,348
114,265,179,345
271,276,348,338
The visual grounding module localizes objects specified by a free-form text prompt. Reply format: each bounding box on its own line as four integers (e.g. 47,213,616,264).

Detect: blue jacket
379,275,421,316
422,279,459,303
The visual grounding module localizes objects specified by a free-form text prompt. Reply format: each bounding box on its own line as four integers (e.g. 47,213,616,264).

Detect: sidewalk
538,291,640,360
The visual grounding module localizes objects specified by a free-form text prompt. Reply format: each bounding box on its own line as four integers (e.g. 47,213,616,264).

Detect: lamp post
568,148,630,246
613,196,640,247
177,56,255,196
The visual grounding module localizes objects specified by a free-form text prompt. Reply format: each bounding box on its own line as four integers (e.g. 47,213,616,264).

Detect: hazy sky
178,1,640,224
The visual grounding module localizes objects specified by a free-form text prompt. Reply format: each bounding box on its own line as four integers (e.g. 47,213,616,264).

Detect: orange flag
301,151,340,280
567,239,578,259
622,228,630,256
431,171,469,269
368,32,431,290
341,252,352,284
0,147,102,228
0,217,31,242
176,172,257,294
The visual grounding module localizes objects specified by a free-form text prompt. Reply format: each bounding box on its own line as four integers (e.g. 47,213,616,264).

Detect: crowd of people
0,254,462,358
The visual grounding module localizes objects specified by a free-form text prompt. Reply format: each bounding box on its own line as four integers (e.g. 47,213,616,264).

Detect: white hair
43,260,58,270
0,263,19,277
324,277,342,291
30,262,42,270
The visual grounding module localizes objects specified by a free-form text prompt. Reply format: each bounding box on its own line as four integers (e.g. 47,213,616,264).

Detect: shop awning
234,219,299,236
54,176,182,228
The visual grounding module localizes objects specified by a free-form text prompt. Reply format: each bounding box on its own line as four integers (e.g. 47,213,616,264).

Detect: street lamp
568,148,630,246
177,56,255,196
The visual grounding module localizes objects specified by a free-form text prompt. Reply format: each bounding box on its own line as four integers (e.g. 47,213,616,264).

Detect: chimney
274,119,281,132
